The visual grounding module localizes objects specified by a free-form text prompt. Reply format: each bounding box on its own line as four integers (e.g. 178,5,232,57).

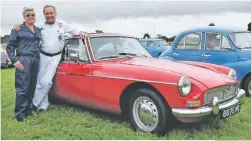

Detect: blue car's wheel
244,75,251,97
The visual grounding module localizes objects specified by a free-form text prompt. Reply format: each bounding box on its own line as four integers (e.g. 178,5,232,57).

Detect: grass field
1,68,251,140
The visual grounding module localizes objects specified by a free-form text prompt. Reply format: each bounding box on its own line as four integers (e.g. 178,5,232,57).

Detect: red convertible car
50,33,245,134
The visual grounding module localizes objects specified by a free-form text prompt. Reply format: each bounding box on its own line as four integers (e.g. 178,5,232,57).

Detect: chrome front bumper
172,89,245,118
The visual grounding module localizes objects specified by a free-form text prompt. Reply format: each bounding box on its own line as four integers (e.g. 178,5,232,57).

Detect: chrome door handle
57,67,62,69
173,52,179,56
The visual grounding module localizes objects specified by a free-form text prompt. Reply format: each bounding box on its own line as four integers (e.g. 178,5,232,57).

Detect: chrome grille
204,84,238,104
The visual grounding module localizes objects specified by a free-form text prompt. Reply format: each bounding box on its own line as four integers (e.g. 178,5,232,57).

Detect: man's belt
40,50,62,57
17,53,39,58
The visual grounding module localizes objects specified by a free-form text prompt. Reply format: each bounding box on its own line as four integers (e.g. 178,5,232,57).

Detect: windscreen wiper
138,53,148,57
119,52,148,57
99,55,120,60
119,52,137,56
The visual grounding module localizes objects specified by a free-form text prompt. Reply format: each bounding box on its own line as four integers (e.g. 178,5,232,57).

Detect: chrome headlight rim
178,76,192,96
228,69,236,78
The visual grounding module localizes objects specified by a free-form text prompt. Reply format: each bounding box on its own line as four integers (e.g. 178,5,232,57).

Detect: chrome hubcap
133,96,158,132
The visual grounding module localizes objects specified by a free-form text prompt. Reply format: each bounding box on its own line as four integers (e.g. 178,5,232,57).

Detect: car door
202,32,239,65
172,32,203,61
55,38,93,105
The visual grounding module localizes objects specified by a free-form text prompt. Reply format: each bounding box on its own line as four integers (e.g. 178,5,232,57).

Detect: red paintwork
178,61,230,75
51,34,238,115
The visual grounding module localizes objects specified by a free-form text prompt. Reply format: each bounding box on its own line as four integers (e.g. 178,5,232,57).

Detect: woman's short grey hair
43,4,56,13
22,7,35,16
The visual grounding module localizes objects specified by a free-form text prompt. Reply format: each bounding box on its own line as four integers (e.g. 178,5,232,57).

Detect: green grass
1,68,251,140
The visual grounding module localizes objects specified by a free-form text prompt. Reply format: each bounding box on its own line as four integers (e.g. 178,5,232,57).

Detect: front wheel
244,75,251,97
128,88,173,135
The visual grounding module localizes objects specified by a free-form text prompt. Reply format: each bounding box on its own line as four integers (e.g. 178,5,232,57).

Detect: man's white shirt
35,20,80,54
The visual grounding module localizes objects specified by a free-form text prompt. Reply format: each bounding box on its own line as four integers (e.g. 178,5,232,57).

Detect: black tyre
128,88,173,135
158,53,162,57
244,75,251,97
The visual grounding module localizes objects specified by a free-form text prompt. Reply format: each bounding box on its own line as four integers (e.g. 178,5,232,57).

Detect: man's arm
13,21,43,31
63,21,80,36
58,20,87,38
6,30,18,63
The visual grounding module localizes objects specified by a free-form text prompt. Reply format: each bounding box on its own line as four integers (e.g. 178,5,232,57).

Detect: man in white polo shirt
13,4,87,111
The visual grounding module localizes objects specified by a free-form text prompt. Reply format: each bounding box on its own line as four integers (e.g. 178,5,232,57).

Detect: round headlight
178,76,192,96
228,69,236,78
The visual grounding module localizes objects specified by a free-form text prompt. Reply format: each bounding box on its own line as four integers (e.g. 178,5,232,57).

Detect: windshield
89,37,152,60
230,32,251,49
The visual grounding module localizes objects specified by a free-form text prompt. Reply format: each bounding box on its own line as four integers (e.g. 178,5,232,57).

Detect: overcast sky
1,0,251,38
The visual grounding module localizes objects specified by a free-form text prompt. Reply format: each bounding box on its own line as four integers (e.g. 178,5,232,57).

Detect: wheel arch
240,72,251,89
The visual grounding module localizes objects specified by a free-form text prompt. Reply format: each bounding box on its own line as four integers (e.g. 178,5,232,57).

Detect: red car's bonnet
119,57,237,89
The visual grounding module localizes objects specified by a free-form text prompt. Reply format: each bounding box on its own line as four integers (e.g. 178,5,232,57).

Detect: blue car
159,27,251,97
138,39,170,57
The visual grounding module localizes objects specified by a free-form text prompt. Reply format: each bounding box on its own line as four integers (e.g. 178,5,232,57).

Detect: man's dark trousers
14,55,39,121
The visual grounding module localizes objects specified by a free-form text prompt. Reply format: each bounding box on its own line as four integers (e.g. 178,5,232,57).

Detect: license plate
220,103,240,119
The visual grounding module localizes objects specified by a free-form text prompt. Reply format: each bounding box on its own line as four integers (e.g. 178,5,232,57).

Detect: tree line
1,35,10,44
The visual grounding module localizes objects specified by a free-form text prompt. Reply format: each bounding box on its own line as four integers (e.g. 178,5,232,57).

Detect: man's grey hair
22,7,35,17
43,4,56,13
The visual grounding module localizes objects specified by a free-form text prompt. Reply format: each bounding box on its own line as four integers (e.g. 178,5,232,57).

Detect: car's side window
206,33,232,51
185,33,201,50
140,41,147,46
147,41,154,47
176,33,201,50
154,40,166,46
79,40,90,62
176,37,185,49
63,39,89,62
221,36,232,51
206,33,221,50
